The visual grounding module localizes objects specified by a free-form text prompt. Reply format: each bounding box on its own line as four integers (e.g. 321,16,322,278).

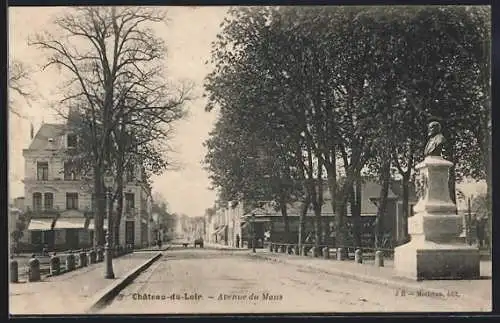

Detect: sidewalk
9,252,159,315
252,251,491,306
133,245,171,252
204,242,247,251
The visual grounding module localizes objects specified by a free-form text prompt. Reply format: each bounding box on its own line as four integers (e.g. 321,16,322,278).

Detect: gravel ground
100,249,489,314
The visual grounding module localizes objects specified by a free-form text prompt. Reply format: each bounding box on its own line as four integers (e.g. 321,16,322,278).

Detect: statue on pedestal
424,121,447,158
394,120,480,281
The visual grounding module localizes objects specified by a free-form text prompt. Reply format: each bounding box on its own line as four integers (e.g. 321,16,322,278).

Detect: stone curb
85,252,163,313
252,253,489,307
206,247,246,251
203,244,247,251
132,246,171,252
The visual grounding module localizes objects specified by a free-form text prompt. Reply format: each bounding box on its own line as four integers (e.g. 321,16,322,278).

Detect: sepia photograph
7,5,492,315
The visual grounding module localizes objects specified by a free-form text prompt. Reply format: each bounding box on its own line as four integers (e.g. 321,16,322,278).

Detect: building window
33,193,42,211
37,162,49,181
64,162,78,180
125,193,135,212
66,193,79,210
44,193,54,210
126,164,135,182
67,134,77,148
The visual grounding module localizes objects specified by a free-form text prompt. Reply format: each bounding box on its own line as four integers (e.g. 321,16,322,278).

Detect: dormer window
67,134,78,148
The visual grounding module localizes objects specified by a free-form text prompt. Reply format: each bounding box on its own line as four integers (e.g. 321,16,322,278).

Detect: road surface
99,248,487,313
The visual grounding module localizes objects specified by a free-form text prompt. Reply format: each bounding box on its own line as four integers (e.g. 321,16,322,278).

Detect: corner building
22,122,152,252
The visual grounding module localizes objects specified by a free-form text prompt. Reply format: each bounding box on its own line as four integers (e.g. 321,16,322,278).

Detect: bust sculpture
424,121,447,158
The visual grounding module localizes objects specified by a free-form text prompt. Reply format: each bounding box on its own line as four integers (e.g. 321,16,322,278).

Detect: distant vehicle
194,238,204,248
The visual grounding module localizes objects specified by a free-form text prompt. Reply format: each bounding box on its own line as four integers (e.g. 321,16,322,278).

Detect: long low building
240,180,418,248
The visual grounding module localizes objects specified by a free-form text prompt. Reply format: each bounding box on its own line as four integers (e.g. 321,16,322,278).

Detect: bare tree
8,60,35,118
30,7,191,247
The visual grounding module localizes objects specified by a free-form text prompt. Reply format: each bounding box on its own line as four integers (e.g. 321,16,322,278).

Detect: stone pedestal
394,156,480,280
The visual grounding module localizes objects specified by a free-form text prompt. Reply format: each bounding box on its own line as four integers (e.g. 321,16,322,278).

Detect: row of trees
30,7,191,247
203,6,491,250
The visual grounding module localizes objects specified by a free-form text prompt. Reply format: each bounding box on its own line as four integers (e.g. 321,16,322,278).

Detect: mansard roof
28,123,67,150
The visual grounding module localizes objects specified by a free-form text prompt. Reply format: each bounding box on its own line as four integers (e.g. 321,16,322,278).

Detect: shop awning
54,217,86,229
27,219,54,231
87,219,109,230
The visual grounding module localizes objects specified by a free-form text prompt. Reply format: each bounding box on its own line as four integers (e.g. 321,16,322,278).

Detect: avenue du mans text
131,292,284,301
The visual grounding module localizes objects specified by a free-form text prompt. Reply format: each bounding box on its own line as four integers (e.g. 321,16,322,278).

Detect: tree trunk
114,176,123,247
334,192,348,257
93,166,105,247
334,175,354,253
349,177,362,248
325,163,337,246
279,193,289,241
113,113,127,247
298,194,310,249
314,161,323,247
401,172,411,244
114,157,125,247
313,198,321,248
375,158,391,249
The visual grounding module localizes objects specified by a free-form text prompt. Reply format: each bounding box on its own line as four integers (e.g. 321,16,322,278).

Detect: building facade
206,201,243,247
21,123,153,252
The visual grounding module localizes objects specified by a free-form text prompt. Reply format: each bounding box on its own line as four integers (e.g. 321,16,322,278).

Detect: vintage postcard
8,5,492,315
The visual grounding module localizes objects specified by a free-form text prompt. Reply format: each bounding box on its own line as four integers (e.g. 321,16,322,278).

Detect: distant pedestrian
236,234,240,248
157,239,162,249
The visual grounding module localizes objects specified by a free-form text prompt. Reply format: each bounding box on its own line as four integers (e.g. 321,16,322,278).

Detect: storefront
53,216,88,250
26,218,55,252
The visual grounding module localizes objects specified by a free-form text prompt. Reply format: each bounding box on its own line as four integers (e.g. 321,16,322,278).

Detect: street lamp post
104,186,115,279
467,195,473,246
251,213,256,253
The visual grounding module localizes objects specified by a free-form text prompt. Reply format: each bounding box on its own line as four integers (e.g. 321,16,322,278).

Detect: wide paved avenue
99,248,485,314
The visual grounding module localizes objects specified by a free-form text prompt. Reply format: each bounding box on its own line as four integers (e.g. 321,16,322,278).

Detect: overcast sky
8,6,227,217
